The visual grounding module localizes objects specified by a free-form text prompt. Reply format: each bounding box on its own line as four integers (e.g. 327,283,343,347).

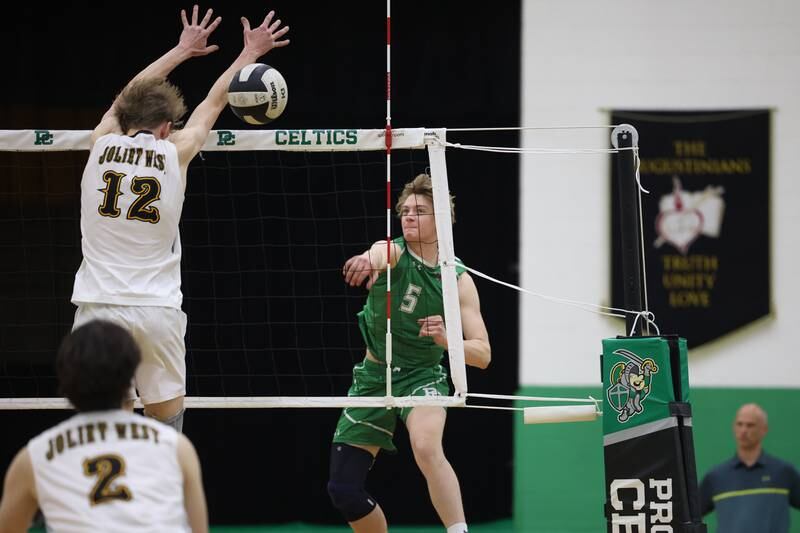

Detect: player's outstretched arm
343,241,403,289
177,434,209,533
91,5,222,143
0,448,38,533
173,9,290,167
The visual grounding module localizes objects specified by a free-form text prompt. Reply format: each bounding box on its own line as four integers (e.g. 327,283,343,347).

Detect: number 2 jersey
72,132,185,309
27,410,188,532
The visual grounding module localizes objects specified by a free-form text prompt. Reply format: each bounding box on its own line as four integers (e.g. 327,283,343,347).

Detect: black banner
611,110,770,347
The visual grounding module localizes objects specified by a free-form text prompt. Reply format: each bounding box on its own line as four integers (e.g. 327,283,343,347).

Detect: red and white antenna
384,0,393,396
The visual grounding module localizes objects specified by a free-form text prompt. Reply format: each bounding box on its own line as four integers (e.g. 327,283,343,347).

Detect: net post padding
601,336,706,532
426,130,467,397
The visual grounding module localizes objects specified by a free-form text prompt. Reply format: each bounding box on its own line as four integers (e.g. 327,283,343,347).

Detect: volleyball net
0,126,618,416
1,128,462,409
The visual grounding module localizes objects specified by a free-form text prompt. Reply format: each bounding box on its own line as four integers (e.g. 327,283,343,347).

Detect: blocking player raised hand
178,4,222,57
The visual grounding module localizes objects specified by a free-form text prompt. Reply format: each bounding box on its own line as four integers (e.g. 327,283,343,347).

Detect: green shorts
332,358,450,452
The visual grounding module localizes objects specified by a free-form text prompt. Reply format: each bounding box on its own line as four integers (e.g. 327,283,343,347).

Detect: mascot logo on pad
607,349,659,423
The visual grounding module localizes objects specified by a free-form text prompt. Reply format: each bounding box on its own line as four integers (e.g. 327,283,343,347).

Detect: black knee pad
327,444,378,522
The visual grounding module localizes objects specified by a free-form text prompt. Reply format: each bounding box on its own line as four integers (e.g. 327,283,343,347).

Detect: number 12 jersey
72,132,185,309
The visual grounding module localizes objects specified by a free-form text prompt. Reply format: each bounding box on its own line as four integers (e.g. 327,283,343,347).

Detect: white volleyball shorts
73,303,187,405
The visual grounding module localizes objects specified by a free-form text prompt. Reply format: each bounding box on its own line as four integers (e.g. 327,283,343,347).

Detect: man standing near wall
700,403,800,532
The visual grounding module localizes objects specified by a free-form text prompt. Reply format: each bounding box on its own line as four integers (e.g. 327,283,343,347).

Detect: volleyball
227,63,288,125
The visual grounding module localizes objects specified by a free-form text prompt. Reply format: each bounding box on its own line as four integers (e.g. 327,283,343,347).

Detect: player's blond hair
395,173,456,223
115,77,187,132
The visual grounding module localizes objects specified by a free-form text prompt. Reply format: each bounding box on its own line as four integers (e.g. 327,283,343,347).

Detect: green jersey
357,237,466,368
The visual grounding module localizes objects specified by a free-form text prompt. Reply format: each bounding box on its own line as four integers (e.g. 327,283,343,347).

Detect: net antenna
384,0,394,398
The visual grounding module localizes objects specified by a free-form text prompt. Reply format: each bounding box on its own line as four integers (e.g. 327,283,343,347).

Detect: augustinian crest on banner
655,176,725,256
611,110,771,347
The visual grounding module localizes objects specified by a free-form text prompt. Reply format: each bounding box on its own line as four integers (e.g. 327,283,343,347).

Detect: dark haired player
0,320,208,532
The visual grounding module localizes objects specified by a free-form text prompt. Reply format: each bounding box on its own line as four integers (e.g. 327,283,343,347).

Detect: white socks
446,523,468,533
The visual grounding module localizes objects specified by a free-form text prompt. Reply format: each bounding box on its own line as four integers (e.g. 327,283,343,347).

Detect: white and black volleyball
227,63,288,125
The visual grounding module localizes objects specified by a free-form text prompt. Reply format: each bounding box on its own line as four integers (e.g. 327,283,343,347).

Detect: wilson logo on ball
228,63,288,125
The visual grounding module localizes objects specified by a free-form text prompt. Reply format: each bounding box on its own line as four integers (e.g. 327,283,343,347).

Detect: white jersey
72,132,185,308
28,410,189,533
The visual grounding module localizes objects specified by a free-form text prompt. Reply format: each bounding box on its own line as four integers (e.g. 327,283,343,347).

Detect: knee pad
327,481,376,522
327,444,377,522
